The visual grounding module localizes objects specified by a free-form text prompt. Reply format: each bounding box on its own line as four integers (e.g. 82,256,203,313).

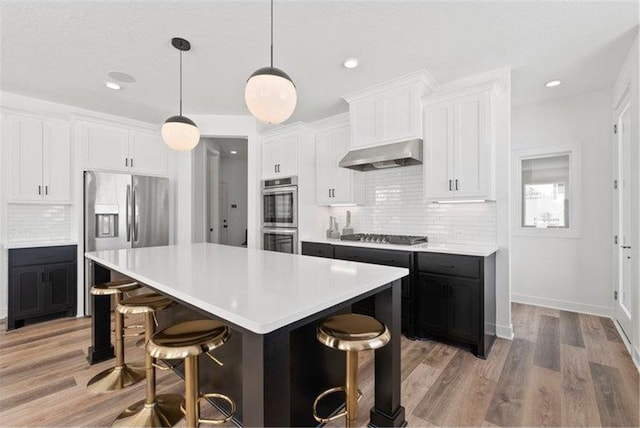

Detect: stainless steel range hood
338,139,423,171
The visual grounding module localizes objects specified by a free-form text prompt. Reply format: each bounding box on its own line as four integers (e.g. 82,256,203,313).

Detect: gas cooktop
340,234,428,246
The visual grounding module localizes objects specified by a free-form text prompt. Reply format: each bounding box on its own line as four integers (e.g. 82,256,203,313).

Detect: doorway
613,93,633,340
205,138,248,247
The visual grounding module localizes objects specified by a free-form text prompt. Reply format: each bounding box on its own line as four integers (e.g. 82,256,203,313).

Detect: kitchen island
85,243,408,427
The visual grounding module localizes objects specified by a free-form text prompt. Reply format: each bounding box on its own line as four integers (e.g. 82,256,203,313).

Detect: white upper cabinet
423,88,493,200
261,130,300,179
128,130,169,176
7,114,71,203
315,122,363,206
344,71,436,149
80,120,168,176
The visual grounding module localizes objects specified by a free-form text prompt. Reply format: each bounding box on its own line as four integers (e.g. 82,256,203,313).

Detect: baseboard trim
611,318,640,373
496,323,514,340
511,293,613,317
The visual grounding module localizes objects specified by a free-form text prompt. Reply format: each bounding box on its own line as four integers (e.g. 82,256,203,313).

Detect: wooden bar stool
87,279,145,393
312,313,391,427
147,320,236,427
113,293,183,427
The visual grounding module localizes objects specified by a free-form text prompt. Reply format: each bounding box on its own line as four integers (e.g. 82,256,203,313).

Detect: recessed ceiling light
230,150,238,155
343,58,359,69
107,71,136,83
105,81,121,90
545,80,562,88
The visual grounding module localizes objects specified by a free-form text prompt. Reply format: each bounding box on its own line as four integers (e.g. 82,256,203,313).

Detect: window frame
512,144,582,239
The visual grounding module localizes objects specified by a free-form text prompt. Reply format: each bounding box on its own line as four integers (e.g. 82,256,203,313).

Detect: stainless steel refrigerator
84,171,169,313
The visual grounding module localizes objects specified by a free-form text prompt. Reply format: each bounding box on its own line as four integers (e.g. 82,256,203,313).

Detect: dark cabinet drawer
301,242,334,259
416,253,481,278
10,245,76,267
334,246,411,268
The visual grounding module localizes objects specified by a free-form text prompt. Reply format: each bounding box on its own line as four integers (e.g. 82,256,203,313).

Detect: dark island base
88,262,406,427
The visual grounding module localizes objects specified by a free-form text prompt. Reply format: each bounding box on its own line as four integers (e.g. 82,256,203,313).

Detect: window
513,144,582,238
521,154,570,228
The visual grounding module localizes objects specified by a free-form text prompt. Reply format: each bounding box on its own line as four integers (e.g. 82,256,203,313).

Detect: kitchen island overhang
85,243,408,427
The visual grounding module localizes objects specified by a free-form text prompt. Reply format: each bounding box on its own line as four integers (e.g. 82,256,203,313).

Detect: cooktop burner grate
340,234,428,245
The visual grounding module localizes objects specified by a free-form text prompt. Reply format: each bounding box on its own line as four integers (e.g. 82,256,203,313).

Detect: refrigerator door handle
126,184,131,242
132,186,138,242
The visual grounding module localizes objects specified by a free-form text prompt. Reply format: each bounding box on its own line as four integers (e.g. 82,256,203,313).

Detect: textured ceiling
1,1,638,125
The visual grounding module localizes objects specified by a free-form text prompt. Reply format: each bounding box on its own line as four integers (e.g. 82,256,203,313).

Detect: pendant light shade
245,67,297,124
163,37,200,151
245,0,297,124
161,115,200,151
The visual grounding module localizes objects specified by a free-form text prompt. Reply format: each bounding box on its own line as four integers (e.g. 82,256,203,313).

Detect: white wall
511,89,613,316
220,157,248,246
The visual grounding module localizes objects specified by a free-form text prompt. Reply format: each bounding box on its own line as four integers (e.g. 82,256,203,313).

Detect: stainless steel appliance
338,139,423,171
262,227,299,254
84,171,169,312
262,177,298,228
340,234,428,245
262,176,298,253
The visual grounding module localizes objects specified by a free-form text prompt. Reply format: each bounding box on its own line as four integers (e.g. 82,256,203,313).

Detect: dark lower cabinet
302,241,496,358
416,253,495,358
8,246,77,330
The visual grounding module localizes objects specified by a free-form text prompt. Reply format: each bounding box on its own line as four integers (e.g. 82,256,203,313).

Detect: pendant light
244,0,297,124
162,37,200,151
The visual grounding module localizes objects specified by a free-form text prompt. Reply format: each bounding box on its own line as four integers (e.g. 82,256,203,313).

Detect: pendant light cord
270,0,273,68
179,49,183,116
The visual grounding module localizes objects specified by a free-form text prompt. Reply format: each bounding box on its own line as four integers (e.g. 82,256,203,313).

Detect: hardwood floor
0,303,637,427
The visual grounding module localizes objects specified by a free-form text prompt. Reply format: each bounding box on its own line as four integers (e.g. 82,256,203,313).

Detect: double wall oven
261,176,298,254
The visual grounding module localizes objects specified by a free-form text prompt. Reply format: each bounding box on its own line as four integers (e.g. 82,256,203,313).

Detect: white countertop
4,240,78,249
85,243,408,335
302,238,498,257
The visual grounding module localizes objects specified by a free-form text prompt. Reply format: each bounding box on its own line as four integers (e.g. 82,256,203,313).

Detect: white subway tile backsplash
329,165,496,246
6,204,72,243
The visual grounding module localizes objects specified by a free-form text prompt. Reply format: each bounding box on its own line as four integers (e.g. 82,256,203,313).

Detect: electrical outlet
453,229,464,239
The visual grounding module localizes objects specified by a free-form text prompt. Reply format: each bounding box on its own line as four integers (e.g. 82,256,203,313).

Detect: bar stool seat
113,293,183,427
147,320,236,427
87,280,145,394
313,313,391,427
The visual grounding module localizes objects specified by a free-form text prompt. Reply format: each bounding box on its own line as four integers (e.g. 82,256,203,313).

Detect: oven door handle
262,228,298,235
262,186,298,195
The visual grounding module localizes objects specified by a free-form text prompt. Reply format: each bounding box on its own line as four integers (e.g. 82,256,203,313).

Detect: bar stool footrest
180,392,236,425
312,386,363,423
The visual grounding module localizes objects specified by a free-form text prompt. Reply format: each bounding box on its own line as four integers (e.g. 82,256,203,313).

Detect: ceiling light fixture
545,80,562,88
230,150,238,155
161,37,200,152
244,0,297,124
105,81,121,90
343,58,359,69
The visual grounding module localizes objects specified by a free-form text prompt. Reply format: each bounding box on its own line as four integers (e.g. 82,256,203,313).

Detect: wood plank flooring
0,303,638,427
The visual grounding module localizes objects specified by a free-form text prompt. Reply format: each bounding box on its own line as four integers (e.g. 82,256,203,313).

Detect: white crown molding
259,121,314,137
342,69,438,103
306,112,349,132
0,91,159,131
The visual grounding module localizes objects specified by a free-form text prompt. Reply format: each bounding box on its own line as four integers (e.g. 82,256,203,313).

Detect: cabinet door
416,274,448,337
43,122,72,202
129,130,168,176
9,116,44,201
453,91,491,198
423,101,455,200
381,87,415,142
44,262,76,313
261,137,279,179
447,277,480,342
276,133,299,177
351,99,379,148
10,265,46,318
331,126,357,204
82,122,129,172
315,131,335,205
